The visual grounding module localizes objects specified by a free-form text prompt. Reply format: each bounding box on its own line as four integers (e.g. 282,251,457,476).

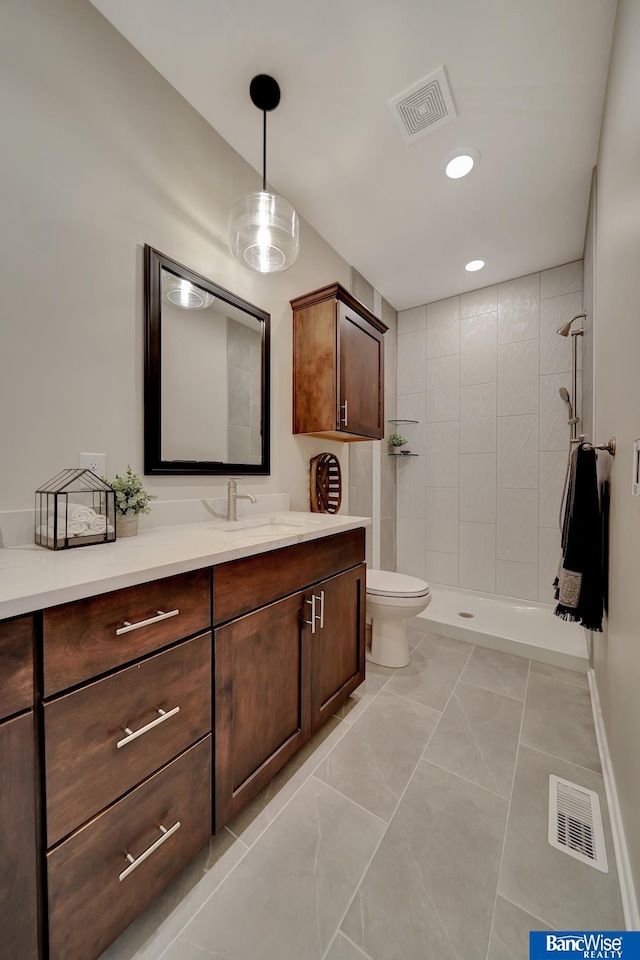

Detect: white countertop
0,512,370,620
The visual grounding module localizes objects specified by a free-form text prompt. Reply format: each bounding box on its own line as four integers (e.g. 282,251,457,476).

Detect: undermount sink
210,516,322,537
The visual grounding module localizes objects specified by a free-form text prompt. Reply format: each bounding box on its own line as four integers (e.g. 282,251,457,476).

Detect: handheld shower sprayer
555,313,586,337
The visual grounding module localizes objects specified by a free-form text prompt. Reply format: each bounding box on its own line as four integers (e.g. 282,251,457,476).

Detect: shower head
558,387,571,405
556,313,586,337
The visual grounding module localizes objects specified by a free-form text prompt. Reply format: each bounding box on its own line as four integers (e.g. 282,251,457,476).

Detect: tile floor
102,624,624,960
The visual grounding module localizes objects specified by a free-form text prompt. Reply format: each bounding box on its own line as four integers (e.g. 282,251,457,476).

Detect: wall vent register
548,775,608,872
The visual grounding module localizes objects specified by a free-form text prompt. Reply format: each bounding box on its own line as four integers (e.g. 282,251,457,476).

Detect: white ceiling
89,0,616,311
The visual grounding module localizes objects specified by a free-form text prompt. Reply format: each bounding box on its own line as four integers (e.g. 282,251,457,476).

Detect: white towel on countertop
57,503,96,524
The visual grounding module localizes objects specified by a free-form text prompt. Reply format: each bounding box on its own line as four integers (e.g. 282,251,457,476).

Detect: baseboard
588,668,640,929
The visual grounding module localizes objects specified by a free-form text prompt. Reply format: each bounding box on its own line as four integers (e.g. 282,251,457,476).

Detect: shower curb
588,668,640,929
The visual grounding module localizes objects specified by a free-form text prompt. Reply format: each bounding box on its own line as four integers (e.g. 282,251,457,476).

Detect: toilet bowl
366,569,431,668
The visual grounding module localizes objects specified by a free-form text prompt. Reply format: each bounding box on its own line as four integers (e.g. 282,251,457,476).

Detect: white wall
396,262,584,602
0,0,351,516
591,0,640,910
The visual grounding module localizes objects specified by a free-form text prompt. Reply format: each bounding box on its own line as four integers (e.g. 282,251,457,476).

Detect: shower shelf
388,453,418,457
388,419,418,424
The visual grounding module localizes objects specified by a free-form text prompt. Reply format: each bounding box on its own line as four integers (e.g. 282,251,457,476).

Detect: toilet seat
366,569,430,599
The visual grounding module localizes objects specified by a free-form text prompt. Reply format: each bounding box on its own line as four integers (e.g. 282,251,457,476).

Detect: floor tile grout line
528,669,590,690
483,658,532,960
317,692,454,960
494,892,555,933
309,773,389,826
338,929,377,960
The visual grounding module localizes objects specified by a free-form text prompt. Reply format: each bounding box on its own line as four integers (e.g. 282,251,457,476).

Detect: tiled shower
396,260,584,603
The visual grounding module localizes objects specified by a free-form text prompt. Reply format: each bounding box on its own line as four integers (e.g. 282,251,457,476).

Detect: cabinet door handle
304,595,316,634
116,609,180,635
340,400,348,427
118,821,181,881
317,590,325,629
116,706,180,749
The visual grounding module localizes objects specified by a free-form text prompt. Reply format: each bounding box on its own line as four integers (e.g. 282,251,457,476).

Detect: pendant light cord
262,110,267,191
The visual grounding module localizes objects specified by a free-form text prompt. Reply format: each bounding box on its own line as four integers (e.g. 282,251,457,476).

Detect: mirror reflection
144,247,270,475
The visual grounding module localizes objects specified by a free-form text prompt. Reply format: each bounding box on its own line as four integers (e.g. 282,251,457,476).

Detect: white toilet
365,569,431,668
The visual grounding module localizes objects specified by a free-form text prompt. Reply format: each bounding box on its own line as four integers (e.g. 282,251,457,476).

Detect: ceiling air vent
389,66,457,145
548,775,608,872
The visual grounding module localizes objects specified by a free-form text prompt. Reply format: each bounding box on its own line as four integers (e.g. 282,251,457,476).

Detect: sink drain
458,611,474,618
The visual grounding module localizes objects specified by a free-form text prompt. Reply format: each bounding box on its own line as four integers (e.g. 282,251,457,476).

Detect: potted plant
104,465,157,538
387,432,409,454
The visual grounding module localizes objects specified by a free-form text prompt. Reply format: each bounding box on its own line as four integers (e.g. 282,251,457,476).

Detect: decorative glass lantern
35,468,116,550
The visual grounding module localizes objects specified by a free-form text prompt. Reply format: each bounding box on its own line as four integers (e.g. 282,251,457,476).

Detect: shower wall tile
497,414,539,488
459,454,497,523
540,372,574,451
498,273,540,344
496,560,538,601
426,421,459,487
461,285,497,319
460,383,497,453
497,489,538,564
426,487,458,554
398,305,427,335
380,449,396,519
538,526,561,603
425,551,459,586
540,260,583,300
380,517,395,572
426,354,459,422
426,296,460,357
396,456,426,518
539,451,569,528
397,517,426,579
397,329,427,395
497,340,539,416
459,522,496,593
460,311,497,385
539,291,583,376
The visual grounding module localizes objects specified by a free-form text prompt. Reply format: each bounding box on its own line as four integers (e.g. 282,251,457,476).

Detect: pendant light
228,75,300,274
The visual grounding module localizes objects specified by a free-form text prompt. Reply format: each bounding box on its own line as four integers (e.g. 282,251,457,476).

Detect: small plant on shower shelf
387,432,410,455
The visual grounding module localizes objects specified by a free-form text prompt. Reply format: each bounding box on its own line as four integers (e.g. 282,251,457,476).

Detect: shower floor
415,584,588,672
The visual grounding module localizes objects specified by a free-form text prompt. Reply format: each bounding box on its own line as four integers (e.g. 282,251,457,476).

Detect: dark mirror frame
144,245,271,475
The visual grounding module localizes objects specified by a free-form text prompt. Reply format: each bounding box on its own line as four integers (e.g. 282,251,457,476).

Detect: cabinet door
310,563,366,730
0,712,39,960
214,593,310,831
339,305,384,439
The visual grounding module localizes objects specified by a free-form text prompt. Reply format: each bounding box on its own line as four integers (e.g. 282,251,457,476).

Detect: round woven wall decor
310,453,342,514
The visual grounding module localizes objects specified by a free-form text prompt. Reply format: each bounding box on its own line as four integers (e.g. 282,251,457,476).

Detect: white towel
88,515,107,533
68,519,89,536
58,503,96,524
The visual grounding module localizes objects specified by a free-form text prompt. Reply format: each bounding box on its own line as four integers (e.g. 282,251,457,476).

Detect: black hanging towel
554,442,604,632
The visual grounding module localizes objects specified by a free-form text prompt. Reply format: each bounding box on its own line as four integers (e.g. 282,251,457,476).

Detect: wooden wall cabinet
292,282,387,441
0,616,39,960
213,530,366,830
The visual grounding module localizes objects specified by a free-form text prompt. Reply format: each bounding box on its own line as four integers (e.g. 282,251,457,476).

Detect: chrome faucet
226,478,257,522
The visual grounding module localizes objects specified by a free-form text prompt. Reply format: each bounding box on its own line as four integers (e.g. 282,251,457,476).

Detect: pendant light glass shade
228,74,300,274
229,190,299,274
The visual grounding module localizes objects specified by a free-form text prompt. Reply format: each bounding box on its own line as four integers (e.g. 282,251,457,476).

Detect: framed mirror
144,245,270,475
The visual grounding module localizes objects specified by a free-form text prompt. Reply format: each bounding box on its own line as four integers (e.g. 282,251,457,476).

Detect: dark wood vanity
0,527,366,960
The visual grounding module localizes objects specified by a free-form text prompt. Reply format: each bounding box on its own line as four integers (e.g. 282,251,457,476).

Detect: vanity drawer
45,631,211,845
0,615,34,720
47,735,211,960
213,527,365,624
43,568,211,695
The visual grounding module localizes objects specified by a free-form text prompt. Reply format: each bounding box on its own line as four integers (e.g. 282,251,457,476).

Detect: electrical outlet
79,453,106,476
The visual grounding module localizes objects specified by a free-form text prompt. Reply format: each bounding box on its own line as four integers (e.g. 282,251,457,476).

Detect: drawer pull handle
341,400,348,427
116,706,181,749
115,609,180,635
118,821,181,881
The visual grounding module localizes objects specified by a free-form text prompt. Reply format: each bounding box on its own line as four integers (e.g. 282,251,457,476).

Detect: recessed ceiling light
444,148,480,179
465,259,486,272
